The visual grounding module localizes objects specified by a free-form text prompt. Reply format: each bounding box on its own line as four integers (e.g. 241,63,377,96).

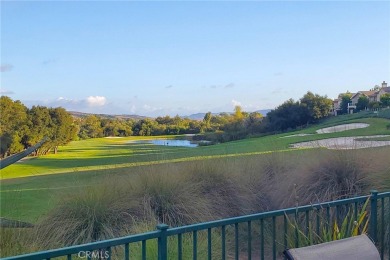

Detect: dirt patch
316,123,369,134
291,135,390,150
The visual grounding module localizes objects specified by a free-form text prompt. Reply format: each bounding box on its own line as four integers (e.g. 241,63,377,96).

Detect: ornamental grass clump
184,165,246,218
285,198,370,248
0,227,30,257
32,179,144,249
132,171,214,226
295,149,375,204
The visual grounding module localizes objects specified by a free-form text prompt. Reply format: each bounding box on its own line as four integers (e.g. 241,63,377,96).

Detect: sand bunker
316,123,369,134
280,134,314,138
291,135,390,150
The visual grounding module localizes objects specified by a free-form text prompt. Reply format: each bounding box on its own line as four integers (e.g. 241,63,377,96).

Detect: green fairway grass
1,117,389,180
1,116,389,223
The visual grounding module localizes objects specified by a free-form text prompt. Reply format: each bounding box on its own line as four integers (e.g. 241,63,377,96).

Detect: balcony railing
2,190,390,260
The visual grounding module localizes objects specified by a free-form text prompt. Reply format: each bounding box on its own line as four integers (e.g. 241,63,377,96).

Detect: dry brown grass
24,147,390,251
0,228,31,257
278,148,388,207
31,178,145,249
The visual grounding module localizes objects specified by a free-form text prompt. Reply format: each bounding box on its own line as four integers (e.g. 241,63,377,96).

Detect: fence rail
2,190,390,260
0,137,47,170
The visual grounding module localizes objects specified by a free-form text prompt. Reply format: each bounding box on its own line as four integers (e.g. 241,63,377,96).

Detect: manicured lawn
0,116,389,223
2,117,389,180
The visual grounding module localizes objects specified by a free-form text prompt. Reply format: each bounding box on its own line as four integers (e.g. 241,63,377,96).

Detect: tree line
0,96,78,157
1,92,333,158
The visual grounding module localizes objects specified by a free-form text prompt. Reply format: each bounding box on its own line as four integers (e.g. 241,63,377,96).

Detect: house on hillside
333,81,388,115
332,99,339,115
350,81,389,105
350,91,377,105
377,81,390,99
332,93,355,116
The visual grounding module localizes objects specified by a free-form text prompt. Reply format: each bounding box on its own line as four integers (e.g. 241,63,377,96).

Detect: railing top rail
376,191,390,199
0,137,47,170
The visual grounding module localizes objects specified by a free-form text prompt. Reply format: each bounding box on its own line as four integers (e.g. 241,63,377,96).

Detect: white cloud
224,83,235,89
0,89,15,95
86,96,107,106
203,82,235,89
129,104,136,114
271,88,284,94
231,99,242,107
142,104,162,112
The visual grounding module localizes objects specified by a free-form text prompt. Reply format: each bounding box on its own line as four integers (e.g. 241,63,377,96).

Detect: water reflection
130,139,209,147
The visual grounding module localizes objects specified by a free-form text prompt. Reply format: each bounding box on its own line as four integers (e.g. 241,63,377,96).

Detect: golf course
1,111,390,257
1,111,390,225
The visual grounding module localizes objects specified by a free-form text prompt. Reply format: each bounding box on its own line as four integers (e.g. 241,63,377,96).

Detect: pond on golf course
130,138,211,148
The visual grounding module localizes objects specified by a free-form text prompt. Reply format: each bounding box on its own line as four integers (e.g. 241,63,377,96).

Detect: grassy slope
0,115,389,222
1,117,389,180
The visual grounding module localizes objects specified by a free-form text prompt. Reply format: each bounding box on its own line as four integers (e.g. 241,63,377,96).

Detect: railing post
157,224,169,260
369,190,378,244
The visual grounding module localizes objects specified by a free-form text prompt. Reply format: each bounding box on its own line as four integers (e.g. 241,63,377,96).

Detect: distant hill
69,111,147,120
184,109,271,121
183,113,221,120
255,109,272,115
69,109,272,121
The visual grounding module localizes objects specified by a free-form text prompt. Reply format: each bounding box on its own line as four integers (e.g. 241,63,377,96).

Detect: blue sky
1,1,389,117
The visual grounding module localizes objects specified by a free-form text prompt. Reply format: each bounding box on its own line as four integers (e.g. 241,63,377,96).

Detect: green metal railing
2,190,390,260
0,137,47,169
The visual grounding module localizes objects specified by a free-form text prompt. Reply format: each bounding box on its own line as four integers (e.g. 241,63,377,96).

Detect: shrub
294,150,377,205
32,179,144,249
285,198,370,247
132,171,213,226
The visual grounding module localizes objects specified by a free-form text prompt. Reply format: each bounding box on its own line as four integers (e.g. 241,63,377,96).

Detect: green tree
188,120,202,133
0,96,29,157
48,107,78,154
203,112,212,126
246,112,264,134
0,97,76,156
26,106,52,147
340,94,352,114
368,101,381,110
202,112,212,132
380,93,390,107
356,96,369,111
300,91,333,122
266,99,308,131
133,119,158,136
79,115,103,139
156,116,174,125
101,118,133,137
233,106,244,121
